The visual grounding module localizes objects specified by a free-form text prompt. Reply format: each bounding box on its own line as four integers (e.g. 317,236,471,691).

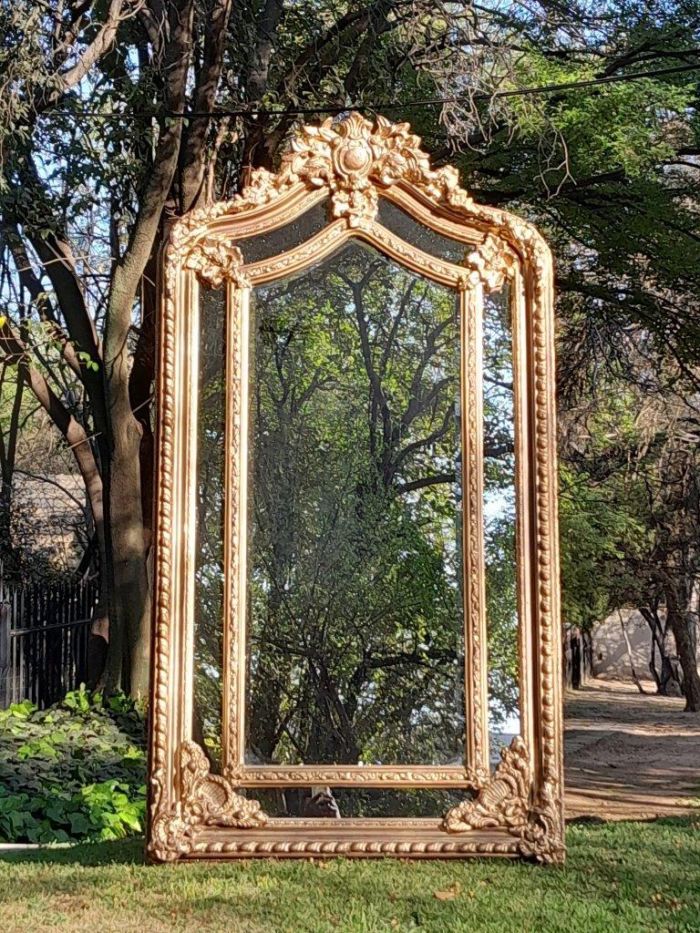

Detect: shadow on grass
0,816,697,869
0,837,145,866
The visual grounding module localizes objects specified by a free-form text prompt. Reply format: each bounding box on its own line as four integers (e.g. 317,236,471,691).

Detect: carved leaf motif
180,741,268,829
443,736,531,832
517,777,566,864
147,746,268,862
147,768,192,863
184,239,248,289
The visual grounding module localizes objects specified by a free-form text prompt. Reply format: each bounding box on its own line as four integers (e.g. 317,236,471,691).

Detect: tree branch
0,319,104,541
179,0,234,211
396,472,456,494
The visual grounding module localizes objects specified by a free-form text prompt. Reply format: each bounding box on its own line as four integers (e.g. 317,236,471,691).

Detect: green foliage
557,358,700,692
512,53,691,179
559,463,649,632
0,688,146,844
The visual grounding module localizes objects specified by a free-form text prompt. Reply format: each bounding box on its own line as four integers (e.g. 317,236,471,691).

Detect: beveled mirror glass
149,113,564,863
483,286,521,764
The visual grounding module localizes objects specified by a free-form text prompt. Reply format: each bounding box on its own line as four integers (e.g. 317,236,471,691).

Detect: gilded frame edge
148,113,564,864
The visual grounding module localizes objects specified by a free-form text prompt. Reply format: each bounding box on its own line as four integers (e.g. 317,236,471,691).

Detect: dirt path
564,677,700,821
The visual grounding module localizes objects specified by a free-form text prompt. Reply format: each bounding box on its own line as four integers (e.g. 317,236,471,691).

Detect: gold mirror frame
148,114,564,863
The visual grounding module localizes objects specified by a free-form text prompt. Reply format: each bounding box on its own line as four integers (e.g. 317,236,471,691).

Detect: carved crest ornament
149,113,565,863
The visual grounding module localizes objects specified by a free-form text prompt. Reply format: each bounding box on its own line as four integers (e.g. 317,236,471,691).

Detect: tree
559,371,700,711
1,0,232,695
1,0,699,697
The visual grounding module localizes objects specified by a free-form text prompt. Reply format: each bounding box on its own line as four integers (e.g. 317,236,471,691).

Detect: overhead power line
49,60,700,121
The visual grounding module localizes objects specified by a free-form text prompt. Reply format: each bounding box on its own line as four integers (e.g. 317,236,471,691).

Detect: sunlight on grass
0,818,698,932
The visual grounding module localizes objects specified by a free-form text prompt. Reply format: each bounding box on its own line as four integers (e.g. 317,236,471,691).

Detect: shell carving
282,113,472,225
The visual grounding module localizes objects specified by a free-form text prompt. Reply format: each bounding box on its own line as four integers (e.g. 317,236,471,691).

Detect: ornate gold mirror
148,114,564,863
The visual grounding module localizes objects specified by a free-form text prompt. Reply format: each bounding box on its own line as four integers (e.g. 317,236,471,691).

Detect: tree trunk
618,610,645,694
102,411,150,697
640,605,680,696
570,629,581,689
666,588,700,712
0,363,25,576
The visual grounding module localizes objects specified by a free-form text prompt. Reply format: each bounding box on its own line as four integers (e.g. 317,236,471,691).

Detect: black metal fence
0,574,99,708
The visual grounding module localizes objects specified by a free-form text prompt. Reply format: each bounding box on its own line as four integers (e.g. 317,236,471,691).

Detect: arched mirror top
164,113,551,297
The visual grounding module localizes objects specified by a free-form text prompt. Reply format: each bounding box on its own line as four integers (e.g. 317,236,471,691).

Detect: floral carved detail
465,234,516,290
180,741,268,829
443,736,530,833
184,238,249,289
282,113,473,226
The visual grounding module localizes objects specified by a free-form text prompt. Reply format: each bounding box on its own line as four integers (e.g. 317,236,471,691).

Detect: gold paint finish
149,113,564,864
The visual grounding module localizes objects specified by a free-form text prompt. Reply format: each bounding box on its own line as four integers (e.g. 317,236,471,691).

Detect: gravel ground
565,676,700,820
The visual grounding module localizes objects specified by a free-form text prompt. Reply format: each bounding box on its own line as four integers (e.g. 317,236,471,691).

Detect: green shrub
0,687,147,844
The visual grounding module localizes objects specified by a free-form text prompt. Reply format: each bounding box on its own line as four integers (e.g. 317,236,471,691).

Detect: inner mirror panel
192,287,226,769
377,199,469,263
245,241,466,768
237,200,328,264
482,285,521,764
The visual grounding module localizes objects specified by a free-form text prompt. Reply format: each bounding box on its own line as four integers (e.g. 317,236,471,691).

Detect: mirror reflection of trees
192,288,226,765
483,288,520,757
246,243,465,767
190,250,523,776
252,786,466,819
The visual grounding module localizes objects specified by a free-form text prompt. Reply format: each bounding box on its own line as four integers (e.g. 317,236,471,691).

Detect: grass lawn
0,818,698,933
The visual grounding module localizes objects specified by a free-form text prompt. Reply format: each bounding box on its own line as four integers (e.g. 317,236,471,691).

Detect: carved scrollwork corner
442,738,565,865
516,776,566,865
147,768,192,863
146,744,268,863
180,740,268,828
443,736,531,833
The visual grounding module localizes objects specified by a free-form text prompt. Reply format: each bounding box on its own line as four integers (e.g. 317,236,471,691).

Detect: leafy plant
0,687,146,844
